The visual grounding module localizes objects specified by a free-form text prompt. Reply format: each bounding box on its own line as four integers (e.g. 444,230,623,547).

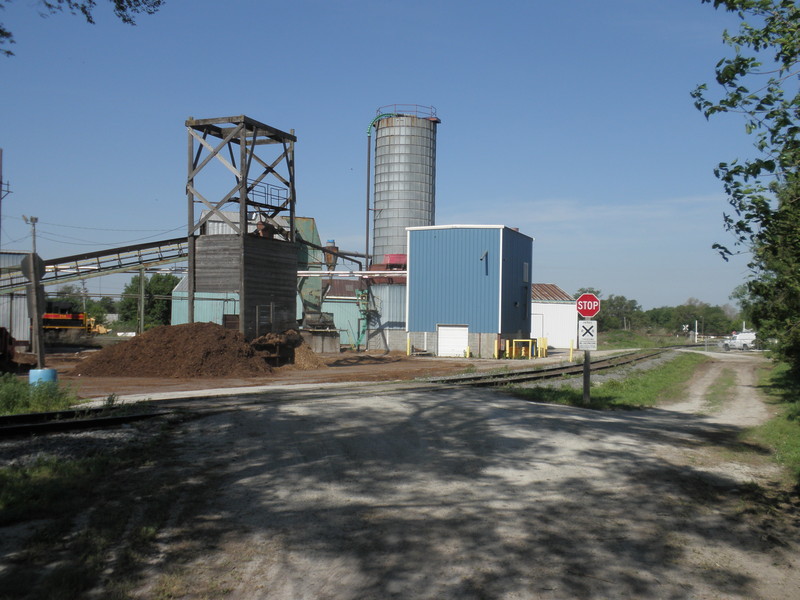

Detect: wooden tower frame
185,115,298,337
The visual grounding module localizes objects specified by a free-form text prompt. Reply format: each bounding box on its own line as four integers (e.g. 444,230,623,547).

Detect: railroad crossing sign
579,320,597,350
576,293,601,318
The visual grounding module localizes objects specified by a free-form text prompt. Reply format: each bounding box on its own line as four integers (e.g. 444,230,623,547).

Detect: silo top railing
376,105,438,119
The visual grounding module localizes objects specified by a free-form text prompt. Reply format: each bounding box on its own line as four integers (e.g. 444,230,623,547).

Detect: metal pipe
365,132,371,270
297,270,407,277
363,112,396,352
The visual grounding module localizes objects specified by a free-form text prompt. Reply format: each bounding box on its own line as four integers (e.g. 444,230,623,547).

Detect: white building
531,283,577,349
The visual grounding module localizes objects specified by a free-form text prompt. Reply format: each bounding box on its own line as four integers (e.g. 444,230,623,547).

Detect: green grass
508,351,710,410
598,329,695,350
0,373,78,416
750,362,800,481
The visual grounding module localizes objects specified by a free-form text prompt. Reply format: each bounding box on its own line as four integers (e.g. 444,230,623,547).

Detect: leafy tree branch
695,0,800,371
1,0,164,56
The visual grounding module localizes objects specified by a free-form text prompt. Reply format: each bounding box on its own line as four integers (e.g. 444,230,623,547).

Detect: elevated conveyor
0,237,188,293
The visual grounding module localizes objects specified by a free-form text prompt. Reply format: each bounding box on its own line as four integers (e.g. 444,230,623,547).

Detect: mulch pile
292,344,328,370
71,322,323,378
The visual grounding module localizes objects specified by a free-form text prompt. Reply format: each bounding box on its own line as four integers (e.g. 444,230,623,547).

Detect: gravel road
129,351,799,599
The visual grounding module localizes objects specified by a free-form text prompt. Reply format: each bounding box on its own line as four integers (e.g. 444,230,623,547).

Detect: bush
0,373,77,415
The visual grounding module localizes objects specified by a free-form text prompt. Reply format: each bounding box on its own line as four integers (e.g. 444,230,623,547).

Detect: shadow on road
2,384,796,599
123,385,798,599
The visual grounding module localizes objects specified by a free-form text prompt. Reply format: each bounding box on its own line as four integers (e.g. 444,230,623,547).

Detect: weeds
0,373,78,416
751,362,800,480
508,352,710,410
599,329,694,350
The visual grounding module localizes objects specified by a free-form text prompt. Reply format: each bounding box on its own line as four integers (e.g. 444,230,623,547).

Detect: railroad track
428,349,669,387
2,350,671,436
0,406,171,437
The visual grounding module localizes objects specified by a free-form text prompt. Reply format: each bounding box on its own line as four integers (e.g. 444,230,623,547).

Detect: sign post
576,293,601,405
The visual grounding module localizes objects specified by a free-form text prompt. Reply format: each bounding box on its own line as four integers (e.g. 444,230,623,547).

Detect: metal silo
372,105,440,265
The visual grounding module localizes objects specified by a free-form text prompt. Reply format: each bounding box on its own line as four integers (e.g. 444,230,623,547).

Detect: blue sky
0,0,756,309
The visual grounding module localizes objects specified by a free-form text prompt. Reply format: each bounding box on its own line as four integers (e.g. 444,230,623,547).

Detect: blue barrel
29,368,58,384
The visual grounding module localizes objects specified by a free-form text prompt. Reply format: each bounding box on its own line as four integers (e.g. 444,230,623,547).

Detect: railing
376,104,438,119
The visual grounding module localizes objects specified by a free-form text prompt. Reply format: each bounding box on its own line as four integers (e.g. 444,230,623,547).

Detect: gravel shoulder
2,351,799,599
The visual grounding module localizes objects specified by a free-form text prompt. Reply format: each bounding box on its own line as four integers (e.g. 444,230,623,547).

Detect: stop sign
576,293,601,318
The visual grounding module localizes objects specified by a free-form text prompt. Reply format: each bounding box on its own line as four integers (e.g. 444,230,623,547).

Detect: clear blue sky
0,0,755,309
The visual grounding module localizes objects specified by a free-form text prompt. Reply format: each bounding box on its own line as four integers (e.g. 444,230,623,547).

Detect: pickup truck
723,331,757,351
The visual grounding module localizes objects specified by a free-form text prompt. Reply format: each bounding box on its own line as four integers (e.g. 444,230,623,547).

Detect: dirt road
129,351,798,599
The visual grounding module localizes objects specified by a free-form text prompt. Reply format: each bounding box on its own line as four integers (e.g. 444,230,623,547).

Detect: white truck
723,331,757,351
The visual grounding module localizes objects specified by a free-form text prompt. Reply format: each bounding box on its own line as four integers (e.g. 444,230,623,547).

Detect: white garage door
438,325,469,357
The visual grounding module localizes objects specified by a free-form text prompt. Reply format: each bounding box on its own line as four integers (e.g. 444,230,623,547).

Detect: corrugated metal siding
373,115,437,263
369,284,406,329
0,253,32,344
172,291,239,326
0,252,27,273
199,210,290,236
322,298,362,346
407,227,501,333
500,229,533,336
0,291,30,344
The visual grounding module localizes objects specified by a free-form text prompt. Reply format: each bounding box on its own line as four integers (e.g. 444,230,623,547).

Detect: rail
0,406,171,437
428,350,667,387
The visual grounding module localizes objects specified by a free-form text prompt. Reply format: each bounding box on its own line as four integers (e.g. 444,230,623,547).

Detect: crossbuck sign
579,320,597,351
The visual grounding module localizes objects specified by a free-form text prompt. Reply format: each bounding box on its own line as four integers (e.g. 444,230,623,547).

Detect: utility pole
0,148,11,252
22,216,45,368
23,215,38,255
138,267,146,335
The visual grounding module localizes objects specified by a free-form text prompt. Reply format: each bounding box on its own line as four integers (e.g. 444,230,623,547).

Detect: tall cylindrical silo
372,105,440,265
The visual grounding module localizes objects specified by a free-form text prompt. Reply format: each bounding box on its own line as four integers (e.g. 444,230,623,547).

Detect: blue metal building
406,225,533,357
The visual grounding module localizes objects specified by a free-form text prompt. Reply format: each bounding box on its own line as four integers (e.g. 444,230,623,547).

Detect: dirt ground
49,348,542,400
3,350,798,599
35,323,575,400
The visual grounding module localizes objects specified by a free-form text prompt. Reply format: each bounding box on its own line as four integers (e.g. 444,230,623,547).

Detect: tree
692,0,800,371
573,287,602,300
118,272,178,328
672,298,738,336
598,294,642,330
1,0,164,56
50,283,116,325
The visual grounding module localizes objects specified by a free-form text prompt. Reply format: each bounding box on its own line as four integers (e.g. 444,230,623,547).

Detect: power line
35,219,185,233
36,226,184,247
5,214,184,233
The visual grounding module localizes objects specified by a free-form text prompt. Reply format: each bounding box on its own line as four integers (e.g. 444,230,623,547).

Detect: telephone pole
0,148,11,252
23,215,38,255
